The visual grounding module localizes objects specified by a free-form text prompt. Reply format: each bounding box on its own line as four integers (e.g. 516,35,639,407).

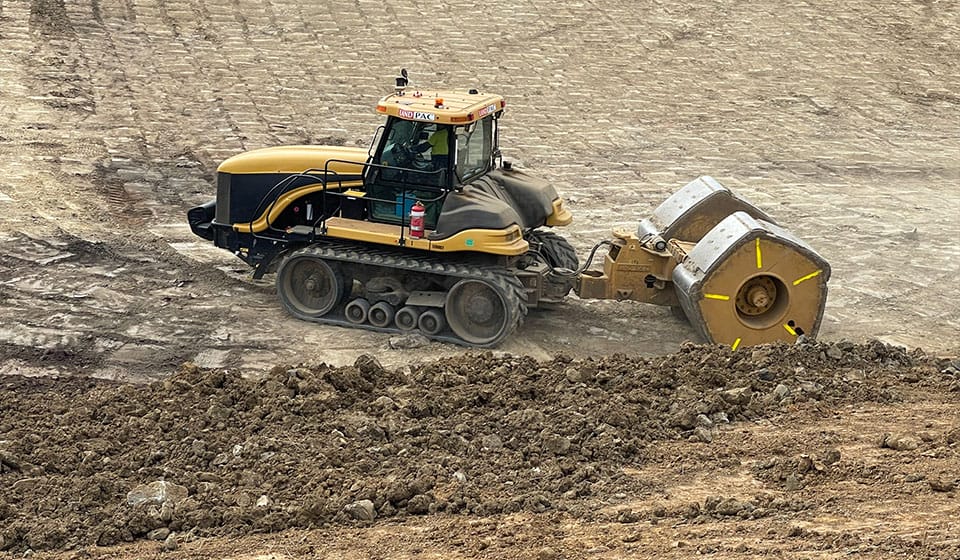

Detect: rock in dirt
354,354,385,375
480,434,503,451
755,368,775,381
822,449,841,465
720,387,752,406
388,334,430,349
711,412,730,424
616,509,641,523
537,547,560,560
196,472,221,483
147,528,170,541
880,433,920,452
716,498,749,516
372,395,397,409
692,427,713,443
162,533,178,551
797,381,824,400
126,481,188,507
703,496,721,512
773,384,791,401
344,500,377,521
406,494,433,514
785,474,802,492
929,478,957,493
542,433,572,455
0,451,21,471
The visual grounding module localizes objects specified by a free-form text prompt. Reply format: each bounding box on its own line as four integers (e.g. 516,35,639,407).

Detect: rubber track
278,241,528,347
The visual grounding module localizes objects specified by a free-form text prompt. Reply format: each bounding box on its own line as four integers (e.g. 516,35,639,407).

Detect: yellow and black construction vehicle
188,70,830,349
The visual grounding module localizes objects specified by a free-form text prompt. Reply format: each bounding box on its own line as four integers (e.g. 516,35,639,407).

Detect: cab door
365,117,453,228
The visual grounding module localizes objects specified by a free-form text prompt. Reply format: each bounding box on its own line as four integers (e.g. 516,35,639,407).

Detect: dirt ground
0,0,958,557
2,342,960,559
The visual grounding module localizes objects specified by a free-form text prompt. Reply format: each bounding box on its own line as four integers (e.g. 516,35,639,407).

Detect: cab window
455,116,494,183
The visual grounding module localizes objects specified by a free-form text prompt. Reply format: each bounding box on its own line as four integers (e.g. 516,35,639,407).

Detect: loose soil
2,341,959,558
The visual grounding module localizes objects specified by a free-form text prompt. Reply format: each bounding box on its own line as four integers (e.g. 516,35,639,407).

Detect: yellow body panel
218,145,367,174
234,186,527,256
282,217,527,256
321,217,434,250
233,182,362,233
376,90,505,125
545,198,573,226
429,224,527,255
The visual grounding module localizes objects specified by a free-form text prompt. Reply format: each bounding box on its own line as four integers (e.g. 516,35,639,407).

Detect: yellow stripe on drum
731,338,742,351
755,238,762,269
783,323,797,336
703,293,731,301
793,269,823,286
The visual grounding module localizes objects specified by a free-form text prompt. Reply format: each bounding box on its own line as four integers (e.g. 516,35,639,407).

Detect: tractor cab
363,84,503,230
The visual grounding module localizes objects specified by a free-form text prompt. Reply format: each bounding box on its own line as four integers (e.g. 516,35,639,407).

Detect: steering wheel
393,141,431,171
393,141,415,166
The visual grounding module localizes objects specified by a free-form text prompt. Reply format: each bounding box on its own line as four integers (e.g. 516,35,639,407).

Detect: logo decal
478,104,497,117
399,109,436,121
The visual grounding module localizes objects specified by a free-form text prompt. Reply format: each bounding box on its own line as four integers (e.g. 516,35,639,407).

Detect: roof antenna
395,68,409,96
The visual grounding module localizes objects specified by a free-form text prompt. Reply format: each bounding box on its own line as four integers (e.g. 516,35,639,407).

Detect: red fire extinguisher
409,201,426,238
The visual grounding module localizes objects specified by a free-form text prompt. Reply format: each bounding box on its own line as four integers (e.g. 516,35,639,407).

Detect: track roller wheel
276,251,347,318
418,308,446,335
445,277,520,346
368,301,396,328
345,298,371,324
395,306,421,331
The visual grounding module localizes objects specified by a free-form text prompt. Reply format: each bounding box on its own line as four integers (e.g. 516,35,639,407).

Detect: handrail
247,158,449,247
319,159,447,246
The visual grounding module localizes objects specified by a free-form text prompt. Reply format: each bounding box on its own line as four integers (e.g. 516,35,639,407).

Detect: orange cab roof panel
376,89,505,125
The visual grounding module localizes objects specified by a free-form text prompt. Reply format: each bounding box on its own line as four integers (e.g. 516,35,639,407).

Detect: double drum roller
578,176,831,349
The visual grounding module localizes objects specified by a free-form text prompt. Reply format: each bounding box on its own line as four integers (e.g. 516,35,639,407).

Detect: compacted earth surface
1,341,959,558
1,0,958,557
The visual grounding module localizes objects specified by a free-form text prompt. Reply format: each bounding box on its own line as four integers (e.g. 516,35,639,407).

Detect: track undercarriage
274,240,532,347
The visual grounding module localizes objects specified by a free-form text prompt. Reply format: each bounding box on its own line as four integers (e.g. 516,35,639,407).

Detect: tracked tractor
188,71,830,349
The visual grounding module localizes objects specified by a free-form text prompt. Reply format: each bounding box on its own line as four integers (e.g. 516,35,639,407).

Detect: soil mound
0,340,951,551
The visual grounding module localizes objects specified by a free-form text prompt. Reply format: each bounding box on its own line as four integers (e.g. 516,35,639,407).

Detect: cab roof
376,89,505,125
